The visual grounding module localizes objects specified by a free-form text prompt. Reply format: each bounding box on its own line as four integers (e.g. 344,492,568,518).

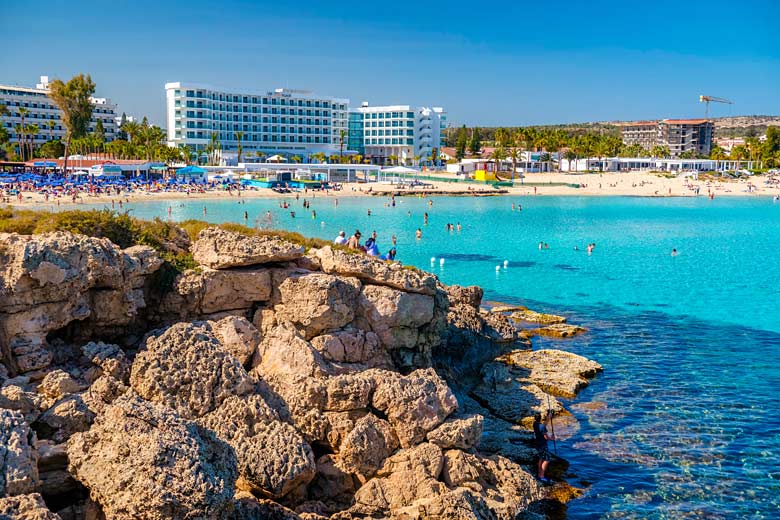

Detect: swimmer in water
243,211,248,220
203,206,207,217
671,248,679,256
457,222,462,232
416,228,422,239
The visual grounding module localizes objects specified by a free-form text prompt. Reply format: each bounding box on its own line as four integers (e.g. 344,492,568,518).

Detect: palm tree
507,147,520,181
179,144,192,165
26,124,39,159
255,150,266,163
339,129,347,159
388,154,398,166
47,120,56,141
17,108,29,161
13,124,23,160
291,155,302,164
490,147,507,177
563,149,577,172
123,121,141,143
235,131,244,163
209,132,219,165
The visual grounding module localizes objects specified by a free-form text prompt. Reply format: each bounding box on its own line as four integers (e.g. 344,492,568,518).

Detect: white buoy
503,260,509,268
439,258,445,266
495,265,501,271
430,257,436,264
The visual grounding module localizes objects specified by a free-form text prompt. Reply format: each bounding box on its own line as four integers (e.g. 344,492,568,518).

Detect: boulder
357,285,434,350
351,443,446,514
426,414,483,450
67,393,237,519
209,316,262,367
34,394,94,443
0,384,41,423
253,322,331,380
0,493,61,520
192,226,304,269
201,395,315,499
0,409,39,497
82,375,128,415
80,342,129,382
370,368,458,448
37,370,81,401
309,328,387,367
130,322,253,419
230,493,301,519
314,246,437,295
274,273,361,340
324,374,374,412
445,284,482,309
337,414,399,478
500,349,602,398
159,267,272,317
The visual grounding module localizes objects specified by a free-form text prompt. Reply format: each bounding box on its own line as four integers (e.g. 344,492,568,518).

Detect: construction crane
699,95,734,120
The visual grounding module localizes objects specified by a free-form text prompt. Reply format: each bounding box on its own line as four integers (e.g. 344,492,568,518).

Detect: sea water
79,194,780,518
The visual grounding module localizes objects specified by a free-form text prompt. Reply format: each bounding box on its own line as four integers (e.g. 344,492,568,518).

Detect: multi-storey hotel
620,118,713,157
353,103,446,164
0,76,118,148
164,82,349,162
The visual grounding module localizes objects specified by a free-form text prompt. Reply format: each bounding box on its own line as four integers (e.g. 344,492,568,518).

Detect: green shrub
33,209,136,248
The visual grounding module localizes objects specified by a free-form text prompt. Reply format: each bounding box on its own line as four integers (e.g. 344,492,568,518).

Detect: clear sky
2,0,778,127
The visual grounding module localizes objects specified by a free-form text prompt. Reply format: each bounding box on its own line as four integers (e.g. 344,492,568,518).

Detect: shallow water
76,194,780,518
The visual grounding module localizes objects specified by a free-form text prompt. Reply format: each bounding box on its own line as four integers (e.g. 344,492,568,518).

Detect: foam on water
71,194,780,517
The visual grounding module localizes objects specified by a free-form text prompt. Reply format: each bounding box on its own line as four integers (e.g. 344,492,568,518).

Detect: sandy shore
3,171,778,208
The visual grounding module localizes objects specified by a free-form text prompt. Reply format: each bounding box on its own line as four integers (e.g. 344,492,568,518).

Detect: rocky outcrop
527,323,587,338
67,393,237,519
0,227,601,519
315,246,437,295
192,226,304,269
0,233,161,375
500,349,603,398
512,309,567,324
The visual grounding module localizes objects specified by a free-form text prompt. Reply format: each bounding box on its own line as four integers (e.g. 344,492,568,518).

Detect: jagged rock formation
0,226,602,519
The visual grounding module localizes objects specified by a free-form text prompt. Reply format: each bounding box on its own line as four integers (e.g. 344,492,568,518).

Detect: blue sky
2,0,778,127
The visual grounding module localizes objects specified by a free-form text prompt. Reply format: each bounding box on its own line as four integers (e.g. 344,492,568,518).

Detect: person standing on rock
534,411,556,484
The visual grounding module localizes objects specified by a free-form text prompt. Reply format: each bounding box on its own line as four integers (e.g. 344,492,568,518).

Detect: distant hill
539,115,780,138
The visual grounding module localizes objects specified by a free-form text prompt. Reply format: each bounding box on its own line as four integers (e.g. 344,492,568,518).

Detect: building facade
347,111,364,155
356,104,446,164
165,82,349,162
620,118,713,157
0,76,118,148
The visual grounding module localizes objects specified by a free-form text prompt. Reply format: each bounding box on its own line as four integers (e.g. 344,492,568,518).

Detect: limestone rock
80,342,129,382
37,370,81,401
253,322,331,380
209,316,262,367
0,493,61,520
308,455,357,505
192,226,304,268
371,368,458,448
358,285,434,350
500,349,602,398
0,409,39,497
527,323,587,339
230,493,301,519
314,246,437,295
512,309,567,324
426,414,483,450
82,375,128,415
159,267,272,317
130,322,253,419
201,395,315,499
34,394,94,443
322,410,368,451
445,284,482,308
351,443,446,514
274,273,361,340
67,393,237,519
325,374,374,412
338,414,399,478
0,384,41,423
407,488,493,520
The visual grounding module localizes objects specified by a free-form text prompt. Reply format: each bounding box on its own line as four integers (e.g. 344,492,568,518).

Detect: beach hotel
0,76,119,148
165,82,446,166
352,102,446,165
164,82,349,164
620,119,714,157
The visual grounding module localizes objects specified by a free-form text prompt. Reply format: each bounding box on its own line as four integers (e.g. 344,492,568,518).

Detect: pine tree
469,127,482,155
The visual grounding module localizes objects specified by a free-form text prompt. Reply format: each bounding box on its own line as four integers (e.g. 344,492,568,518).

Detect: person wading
534,411,556,484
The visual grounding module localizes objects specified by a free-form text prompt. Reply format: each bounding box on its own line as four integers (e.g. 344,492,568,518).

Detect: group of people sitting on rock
334,230,396,261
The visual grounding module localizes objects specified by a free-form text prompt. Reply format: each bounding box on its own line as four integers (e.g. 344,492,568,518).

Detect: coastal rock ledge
0,226,602,519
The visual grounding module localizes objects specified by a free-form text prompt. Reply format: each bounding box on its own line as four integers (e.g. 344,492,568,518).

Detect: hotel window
406,138,414,145
407,112,414,118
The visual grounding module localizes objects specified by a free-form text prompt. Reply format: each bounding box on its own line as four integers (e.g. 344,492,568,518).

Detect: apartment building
356,103,446,164
620,118,713,157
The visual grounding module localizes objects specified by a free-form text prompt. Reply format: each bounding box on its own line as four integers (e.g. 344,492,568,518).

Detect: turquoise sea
83,194,780,518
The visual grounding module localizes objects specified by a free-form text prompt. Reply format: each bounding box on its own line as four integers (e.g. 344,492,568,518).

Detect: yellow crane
699,95,734,120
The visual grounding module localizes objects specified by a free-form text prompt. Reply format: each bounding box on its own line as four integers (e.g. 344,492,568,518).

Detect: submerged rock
192,226,304,269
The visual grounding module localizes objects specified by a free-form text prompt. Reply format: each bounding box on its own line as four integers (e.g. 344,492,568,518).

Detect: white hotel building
354,103,446,164
165,82,349,162
0,76,118,148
